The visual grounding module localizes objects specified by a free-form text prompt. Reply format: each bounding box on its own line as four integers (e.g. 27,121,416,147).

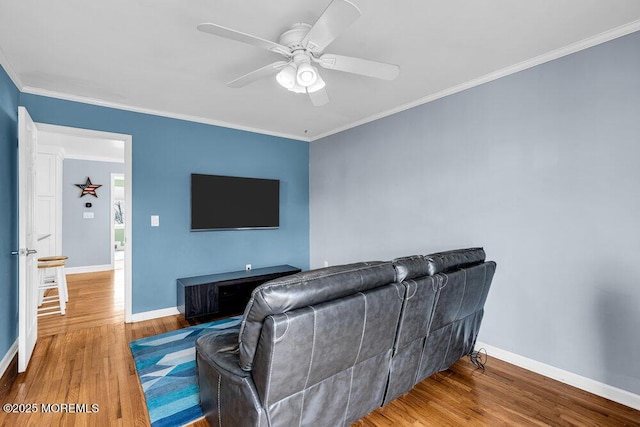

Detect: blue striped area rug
129,316,242,427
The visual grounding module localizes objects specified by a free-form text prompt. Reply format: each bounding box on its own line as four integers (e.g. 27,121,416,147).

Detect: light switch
151,215,159,227
83,212,94,219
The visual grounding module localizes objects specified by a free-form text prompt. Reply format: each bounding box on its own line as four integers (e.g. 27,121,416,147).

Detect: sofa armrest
196,330,267,427
197,330,248,378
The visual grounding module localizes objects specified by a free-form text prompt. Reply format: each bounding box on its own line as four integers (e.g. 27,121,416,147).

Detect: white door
18,106,39,373
35,150,62,259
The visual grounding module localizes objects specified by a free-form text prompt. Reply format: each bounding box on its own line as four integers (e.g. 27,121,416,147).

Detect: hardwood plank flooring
38,270,124,338
1,270,638,426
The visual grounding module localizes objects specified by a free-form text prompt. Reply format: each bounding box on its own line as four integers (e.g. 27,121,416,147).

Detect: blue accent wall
20,94,309,314
0,65,19,358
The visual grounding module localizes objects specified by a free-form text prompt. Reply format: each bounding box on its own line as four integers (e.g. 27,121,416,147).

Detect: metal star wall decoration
75,177,102,198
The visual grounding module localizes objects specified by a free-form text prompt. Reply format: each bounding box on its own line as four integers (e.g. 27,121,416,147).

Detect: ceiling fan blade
318,54,400,80
302,0,361,53
308,87,330,106
227,61,289,88
197,23,290,56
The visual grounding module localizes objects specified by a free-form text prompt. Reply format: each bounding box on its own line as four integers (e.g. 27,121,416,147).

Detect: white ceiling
1,0,640,141
39,130,125,163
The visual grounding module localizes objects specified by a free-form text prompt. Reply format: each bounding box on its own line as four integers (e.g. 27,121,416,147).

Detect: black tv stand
177,265,301,319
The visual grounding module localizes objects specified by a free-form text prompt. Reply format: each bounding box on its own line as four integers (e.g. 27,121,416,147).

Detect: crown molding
37,123,126,163
310,20,640,141
6,19,640,144
37,144,65,157
3,45,307,142
0,47,24,90
20,85,311,143
56,152,124,164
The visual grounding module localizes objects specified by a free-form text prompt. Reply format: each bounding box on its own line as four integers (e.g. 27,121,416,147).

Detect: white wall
310,31,640,396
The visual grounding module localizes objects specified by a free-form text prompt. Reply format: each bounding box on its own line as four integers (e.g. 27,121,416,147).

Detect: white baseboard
0,339,18,379
130,307,180,323
64,264,113,275
476,341,640,411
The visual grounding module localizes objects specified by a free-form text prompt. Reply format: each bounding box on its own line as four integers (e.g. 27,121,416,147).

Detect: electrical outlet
324,261,329,267
245,264,251,271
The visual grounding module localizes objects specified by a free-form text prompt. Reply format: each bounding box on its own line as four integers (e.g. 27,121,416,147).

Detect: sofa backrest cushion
392,255,430,281
418,261,496,380
384,255,496,404
251,282,404,423
392,274,439,352
238,261,400,371
425,247,486,275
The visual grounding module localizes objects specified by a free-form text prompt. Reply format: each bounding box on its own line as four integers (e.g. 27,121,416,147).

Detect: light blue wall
310,31,640,395
0,65,19,359
20,94,309,314
62,159,124,268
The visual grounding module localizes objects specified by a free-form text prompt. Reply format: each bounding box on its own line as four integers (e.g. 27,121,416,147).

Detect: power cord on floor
469,348,487,372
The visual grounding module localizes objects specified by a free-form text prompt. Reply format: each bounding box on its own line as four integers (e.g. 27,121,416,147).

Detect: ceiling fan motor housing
277,24,320,88
278,23,312,52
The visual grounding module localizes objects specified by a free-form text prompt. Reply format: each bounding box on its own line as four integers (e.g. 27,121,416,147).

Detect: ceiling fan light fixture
306,74,326,93
276,64,297,89
296,62,318,87
288,83,307,94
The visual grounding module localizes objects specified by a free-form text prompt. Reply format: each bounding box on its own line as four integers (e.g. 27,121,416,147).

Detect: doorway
111,173,125,271
35,123,133,322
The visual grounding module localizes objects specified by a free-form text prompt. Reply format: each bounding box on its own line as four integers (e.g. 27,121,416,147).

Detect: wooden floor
37,270,125,337
1,271,638,426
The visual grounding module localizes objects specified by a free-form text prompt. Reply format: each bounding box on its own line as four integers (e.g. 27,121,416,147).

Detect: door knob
10,249,38,256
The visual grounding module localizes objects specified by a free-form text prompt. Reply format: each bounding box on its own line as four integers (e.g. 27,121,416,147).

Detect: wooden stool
37,260,66,316
37,256,69,302
38,256,68,261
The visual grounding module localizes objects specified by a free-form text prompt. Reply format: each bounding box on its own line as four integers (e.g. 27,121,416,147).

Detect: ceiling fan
197,0,400,106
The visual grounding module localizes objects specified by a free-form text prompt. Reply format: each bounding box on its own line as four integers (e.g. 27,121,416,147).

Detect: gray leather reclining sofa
196,247,496,426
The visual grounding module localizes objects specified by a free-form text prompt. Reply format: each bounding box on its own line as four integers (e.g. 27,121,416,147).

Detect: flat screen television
191,173,280,231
